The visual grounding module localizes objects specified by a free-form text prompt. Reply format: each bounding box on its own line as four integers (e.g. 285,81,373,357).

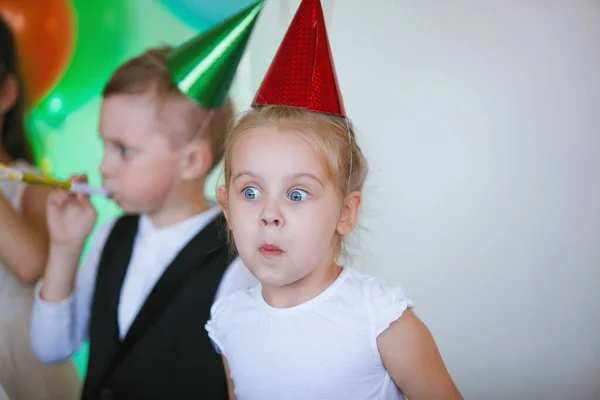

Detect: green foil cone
166,1,264,108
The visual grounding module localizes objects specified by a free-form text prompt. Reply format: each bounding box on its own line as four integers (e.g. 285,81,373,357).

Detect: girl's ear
0,75,19,113
336,191,361,235
217,185,231,228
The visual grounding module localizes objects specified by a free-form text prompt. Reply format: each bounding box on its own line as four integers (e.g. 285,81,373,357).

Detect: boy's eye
243,187,262,200
288,189,309,202
120,146,132,158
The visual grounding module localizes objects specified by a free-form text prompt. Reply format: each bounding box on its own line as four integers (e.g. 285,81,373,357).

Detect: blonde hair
103,46,234,171
224,105,368,195
223,105,369,258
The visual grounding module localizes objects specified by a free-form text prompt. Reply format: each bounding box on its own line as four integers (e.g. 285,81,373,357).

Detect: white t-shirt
206,267,414,400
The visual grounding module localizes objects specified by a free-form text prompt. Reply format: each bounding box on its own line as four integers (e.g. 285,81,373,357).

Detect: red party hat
252,0,346,117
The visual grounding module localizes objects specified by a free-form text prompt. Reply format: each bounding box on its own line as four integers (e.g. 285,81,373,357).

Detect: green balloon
29,0,133,128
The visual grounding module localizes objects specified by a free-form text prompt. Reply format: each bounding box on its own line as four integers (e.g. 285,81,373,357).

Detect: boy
30,3,263,399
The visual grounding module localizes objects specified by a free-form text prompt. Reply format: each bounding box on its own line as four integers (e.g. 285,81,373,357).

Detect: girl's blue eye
243,187,263,200
288,189,309,202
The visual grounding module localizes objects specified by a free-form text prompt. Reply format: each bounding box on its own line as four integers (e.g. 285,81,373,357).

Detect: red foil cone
252,0,346,117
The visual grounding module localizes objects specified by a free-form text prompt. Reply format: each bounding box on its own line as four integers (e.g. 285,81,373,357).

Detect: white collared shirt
30,205,258,363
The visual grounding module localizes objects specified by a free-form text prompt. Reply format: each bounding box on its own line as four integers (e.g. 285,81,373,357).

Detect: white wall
235,1,600,398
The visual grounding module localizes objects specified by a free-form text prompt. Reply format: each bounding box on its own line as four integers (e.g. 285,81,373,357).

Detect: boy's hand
46,174,97,250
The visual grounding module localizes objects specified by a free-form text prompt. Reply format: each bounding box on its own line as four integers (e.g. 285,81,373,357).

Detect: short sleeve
365,277,415,338
205,299,227,355
205,287,259,357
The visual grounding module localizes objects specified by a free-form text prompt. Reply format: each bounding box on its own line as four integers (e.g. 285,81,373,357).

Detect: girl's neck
262,262,343,308
0,118,10,164
0,147,12,164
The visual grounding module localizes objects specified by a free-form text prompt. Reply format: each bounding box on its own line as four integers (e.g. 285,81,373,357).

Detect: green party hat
166,0,265,108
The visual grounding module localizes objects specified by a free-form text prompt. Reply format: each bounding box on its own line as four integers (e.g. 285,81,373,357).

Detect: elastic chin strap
194,109,216,139
344,116,353,194
177,109,217,179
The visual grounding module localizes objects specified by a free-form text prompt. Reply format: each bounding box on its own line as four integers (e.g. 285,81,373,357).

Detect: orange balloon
0,0,75,104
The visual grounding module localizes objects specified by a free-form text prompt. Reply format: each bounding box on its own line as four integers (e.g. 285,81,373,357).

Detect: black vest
81,214,233,400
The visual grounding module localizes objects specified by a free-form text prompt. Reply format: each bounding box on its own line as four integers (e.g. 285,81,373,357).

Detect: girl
206,1,463,398
208,105,463,400
0,18,80,400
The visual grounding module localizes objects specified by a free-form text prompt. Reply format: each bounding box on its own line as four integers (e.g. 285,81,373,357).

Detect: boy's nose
99,158,114,179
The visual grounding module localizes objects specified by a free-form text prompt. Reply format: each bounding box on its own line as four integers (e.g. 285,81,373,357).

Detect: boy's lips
259,243,284,257
102,184,116,199
104,189,118,200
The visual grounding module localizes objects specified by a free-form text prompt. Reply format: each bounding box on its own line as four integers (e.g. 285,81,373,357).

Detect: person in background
30,3,262,397
0,16,81,400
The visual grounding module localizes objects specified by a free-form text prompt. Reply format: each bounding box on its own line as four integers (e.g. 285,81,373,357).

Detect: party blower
0,163,108,196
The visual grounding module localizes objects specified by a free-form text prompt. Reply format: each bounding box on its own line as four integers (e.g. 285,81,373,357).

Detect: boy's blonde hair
224,105,368,197
103,46,234,172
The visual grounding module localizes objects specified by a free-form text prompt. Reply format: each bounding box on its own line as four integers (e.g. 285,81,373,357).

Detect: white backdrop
228,1,600,398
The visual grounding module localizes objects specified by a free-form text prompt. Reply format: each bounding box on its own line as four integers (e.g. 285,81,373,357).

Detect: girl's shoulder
341,267,415,336
210,284,262,320
341,267,413,304
206,285,261,349
0,159,40,210
11,159,39,175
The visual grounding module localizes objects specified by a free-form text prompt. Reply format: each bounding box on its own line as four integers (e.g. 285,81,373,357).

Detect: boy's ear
336,191,362,235
179,140,212,180
217,185,230,227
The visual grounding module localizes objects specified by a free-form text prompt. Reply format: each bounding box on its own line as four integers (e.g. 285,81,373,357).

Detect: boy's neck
146,194,210,229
